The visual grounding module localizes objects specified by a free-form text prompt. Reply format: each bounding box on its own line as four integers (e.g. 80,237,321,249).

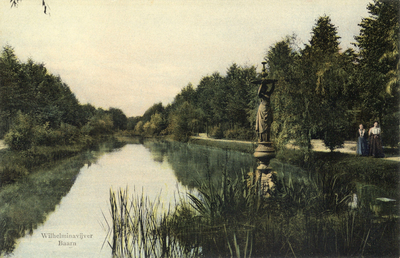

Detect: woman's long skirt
356,137,368,156
369,135,384,158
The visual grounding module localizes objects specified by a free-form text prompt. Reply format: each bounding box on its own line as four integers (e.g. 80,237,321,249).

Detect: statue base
254,142,275,170
253,142,276,197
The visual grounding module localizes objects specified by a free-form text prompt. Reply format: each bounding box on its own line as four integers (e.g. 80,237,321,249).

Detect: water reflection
6,138,255,257
0,140,124,257
6,138,397,257
142,139,257,188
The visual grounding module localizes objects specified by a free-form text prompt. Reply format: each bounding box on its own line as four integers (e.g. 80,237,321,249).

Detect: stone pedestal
254,142,275,170
254,142,276,197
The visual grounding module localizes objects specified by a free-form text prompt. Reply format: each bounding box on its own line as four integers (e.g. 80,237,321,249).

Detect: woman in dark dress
356,124,368,156
368,121,384,158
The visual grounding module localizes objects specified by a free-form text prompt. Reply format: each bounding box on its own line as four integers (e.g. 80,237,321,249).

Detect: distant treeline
126,64,259,142
129,0,399,151
0,46,127,150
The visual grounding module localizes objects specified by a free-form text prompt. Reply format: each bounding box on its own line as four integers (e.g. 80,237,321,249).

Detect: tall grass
107,187,199,258
107,171,263,258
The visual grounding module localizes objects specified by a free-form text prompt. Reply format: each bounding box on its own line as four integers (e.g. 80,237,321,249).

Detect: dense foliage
130,0,399,151
0,46,128,150
128,65,259,142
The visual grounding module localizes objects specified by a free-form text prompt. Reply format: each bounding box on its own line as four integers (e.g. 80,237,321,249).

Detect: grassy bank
273,148,400,192
0,136,116,187
188,136,256,154
117,134,256,154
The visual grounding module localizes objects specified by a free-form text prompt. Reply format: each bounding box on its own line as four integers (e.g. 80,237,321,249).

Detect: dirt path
195,134,400,162
195,133,253,145
0,140,7,151
296,139,400,161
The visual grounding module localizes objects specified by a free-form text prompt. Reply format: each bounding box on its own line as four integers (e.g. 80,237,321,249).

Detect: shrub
81,114,114,136
142,121,152,135
382,111,400,148
210,125,224,139
0,164,29,185
224,127,253,141
59,123,80,145
323,125,346,151
4,112,34,150
134,121,144,135
32,122,60,146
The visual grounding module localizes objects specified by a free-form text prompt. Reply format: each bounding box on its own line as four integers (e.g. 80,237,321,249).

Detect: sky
0,0,372,117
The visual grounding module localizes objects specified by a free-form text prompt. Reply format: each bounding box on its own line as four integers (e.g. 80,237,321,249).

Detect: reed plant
179,170,261,258
107,187,199,258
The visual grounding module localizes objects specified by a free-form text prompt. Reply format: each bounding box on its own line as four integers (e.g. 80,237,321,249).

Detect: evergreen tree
355,0,399,146
303,16,349,151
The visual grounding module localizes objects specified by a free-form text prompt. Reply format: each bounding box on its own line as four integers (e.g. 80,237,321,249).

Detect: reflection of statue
256,80,275,142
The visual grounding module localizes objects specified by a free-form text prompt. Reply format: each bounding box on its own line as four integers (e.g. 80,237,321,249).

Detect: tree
127,116,141,131
169,101,202,142
4,111,34,150
308,16,340,55
354,0,399,147
134,121,144,135
224,64,257,130
266,36,304,148
142,102,164,123
0,46,20,137
302,16,349,151
195,73,221,133
142,112,164,136
267,17,353,151
81,112,114,136
78,103,97,126
108,107,128,131
175,83,196,105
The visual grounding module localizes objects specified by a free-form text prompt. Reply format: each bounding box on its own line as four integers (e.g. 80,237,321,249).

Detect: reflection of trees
0,139,123,255
144,140,256,189
143,140,169,163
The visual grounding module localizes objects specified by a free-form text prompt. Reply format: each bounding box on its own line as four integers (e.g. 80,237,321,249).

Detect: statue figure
252,62,278,197
255,80,275,142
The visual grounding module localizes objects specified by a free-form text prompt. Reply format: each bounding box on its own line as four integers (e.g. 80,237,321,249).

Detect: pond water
8,139,256,258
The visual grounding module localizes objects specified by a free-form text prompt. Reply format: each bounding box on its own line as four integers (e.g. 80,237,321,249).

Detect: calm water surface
10,140,255,258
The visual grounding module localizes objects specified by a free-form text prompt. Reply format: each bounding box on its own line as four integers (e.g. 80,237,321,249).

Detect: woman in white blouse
368,121,384,157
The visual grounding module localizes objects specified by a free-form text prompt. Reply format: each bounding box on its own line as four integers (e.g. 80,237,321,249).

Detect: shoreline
188,135,400,161
189,136,256,154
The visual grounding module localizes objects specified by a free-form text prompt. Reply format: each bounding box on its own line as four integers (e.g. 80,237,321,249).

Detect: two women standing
356,121,384,158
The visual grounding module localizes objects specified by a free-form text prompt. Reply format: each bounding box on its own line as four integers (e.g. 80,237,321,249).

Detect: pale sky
0,0,371,117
